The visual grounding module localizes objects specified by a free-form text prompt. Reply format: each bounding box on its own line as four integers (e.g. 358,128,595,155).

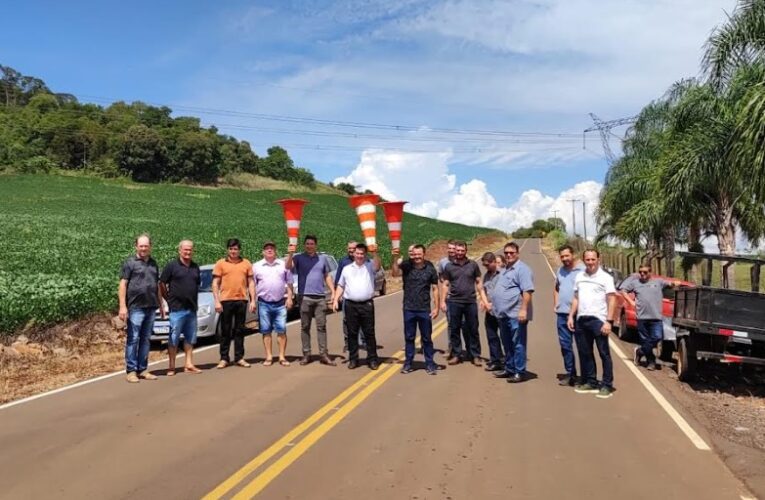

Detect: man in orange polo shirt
213,238,256,368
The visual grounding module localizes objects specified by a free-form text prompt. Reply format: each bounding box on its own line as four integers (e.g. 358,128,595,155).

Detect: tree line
596,0,765,283
0,65,316,187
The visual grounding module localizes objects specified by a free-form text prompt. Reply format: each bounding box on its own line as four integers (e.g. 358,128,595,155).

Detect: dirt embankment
541,238,765,499
1,233,508,405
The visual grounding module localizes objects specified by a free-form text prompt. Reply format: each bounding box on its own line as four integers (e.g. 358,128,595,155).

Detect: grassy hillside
0,174,499,333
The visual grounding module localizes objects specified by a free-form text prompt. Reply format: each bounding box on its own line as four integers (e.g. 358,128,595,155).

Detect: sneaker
633,347,642,367
426,365,438,376
574,383,599,394
646,362,657,371
126,372,139,383
596,386,615,399
558,376,574,387
138,371,157,380
400,364,414,374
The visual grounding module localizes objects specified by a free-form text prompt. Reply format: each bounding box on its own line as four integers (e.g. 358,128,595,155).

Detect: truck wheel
677,336,697,382
617,310,633,341
657,340,675,363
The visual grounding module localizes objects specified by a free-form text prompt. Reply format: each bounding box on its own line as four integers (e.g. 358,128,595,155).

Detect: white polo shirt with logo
573,267,616,322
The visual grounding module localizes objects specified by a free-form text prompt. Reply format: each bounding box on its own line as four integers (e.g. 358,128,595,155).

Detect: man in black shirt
160,240,202,376
392,244,440,375
119,234,162,383
440,241,483,366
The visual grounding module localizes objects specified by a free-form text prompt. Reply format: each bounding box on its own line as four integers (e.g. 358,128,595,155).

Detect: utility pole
551,210,560,230
581,201,587,241
567,199,580,236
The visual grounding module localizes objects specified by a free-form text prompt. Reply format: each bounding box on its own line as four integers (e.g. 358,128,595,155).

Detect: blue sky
1,0,737,232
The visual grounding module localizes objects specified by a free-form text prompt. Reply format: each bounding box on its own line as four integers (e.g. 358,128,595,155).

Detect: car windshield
200,270,213,292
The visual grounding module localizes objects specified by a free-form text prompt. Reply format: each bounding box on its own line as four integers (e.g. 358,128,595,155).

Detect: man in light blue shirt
553,245,585,386
489,241,535,383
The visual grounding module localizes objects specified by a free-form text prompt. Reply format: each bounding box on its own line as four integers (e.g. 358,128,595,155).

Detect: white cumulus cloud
336,149,602,235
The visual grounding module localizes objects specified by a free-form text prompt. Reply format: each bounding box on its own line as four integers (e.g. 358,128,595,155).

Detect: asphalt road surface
0,239,755,499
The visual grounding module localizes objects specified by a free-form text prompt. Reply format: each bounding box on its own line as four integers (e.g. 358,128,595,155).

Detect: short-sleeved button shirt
159,259,201,312
491,260,535,319
401,260,439,311
555,263,585,314
442,259,481,303
292,253,331,296
120,255,160,309
482,269,502,317
338,261,376,301
619,275,668,320
574,267,616,322
212,258,253,302
253,258,292,302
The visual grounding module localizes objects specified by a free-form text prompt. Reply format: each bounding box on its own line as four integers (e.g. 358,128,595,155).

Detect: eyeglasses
638,271,650,275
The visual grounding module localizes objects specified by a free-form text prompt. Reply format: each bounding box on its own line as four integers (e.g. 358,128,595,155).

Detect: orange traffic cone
379,201,408,251
275,199,309,246
348,194,380,251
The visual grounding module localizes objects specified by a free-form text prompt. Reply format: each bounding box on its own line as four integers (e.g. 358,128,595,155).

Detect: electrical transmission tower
583,113,637,164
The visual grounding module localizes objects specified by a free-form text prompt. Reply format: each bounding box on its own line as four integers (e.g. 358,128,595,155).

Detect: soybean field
0,174,498,333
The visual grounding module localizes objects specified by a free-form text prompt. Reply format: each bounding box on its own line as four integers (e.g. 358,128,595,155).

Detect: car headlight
197,304,212,318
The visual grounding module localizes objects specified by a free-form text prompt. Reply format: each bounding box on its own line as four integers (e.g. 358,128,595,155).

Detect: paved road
0,239,753,499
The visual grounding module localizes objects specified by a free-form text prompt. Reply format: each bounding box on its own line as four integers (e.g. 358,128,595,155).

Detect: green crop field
0,174,499,333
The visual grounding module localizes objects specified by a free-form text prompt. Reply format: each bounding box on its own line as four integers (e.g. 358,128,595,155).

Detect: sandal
279,359,290,366
167,369,176,377
263,358,273,367
216,360,228,369
236,359,251,368
184,366,202,373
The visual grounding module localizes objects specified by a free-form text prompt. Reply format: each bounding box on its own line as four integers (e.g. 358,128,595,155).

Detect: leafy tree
116,125,168,182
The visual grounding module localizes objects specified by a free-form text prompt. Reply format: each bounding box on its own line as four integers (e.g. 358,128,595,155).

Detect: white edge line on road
0,290,404,412
538,240,711,451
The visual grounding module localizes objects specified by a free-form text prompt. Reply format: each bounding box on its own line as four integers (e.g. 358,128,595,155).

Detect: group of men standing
119,233,665,398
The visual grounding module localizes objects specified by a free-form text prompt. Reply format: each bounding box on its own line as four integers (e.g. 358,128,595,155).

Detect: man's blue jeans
575,316,614,389
403,309,434,367
126,307,155,373
556,313,577,377
484,313,503,365
637,319,663,364
498,317,528,374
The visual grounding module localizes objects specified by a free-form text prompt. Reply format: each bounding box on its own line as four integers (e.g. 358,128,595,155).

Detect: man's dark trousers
220,300,247,362
447,300,480,361
575,316,614,388
345,299,378,363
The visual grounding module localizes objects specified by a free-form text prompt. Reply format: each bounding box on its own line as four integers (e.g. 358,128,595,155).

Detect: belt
344,298,373,304
301,294,324,299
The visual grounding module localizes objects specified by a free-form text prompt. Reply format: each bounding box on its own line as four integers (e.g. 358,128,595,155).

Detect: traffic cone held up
276,199,309,246
379,201,408,250
348,194,380,251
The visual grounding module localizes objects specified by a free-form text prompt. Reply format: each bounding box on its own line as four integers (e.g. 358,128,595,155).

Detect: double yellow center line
205,319,449,499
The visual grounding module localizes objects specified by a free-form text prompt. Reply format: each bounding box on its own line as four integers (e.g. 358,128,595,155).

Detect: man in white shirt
567,249,617,399
332,243,382,370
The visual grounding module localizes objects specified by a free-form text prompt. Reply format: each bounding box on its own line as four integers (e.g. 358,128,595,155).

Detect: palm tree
704,0,765,87
660,67,765,283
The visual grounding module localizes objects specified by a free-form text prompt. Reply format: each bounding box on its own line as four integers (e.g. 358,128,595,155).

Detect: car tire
657,340,675,362
677,335,697,382
616,310,634,341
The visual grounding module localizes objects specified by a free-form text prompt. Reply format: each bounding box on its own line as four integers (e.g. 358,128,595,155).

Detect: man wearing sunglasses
490,242,535,383
619,263,675,371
